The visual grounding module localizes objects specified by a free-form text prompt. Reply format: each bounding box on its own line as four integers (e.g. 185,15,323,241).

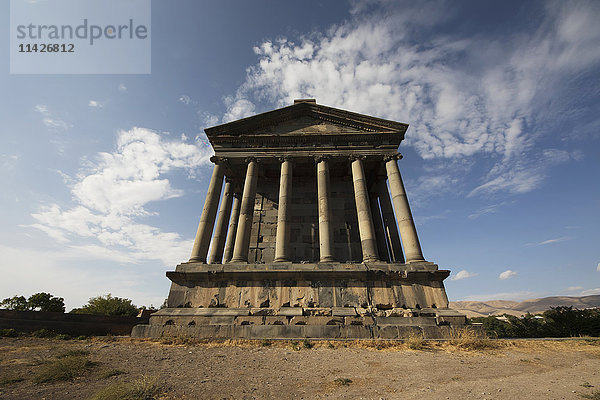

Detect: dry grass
581,391,600,400
333,377,352,386
33,354,96,383
88,375,163,400
100,368,126,379
406,332,427,350
444,328,500,351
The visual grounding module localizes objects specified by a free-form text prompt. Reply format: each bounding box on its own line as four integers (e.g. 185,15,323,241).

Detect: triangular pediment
205,101,408,139
259,115,369,136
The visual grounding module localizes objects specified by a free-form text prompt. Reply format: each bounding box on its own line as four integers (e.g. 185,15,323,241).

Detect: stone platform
132,261,467,339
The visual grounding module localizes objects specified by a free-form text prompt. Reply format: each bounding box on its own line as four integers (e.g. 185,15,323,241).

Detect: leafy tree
27,292,65,312
70,294,138,317
0,295,29,311
0,293,65,312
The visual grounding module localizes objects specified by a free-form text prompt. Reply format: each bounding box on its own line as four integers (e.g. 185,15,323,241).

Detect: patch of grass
327,342,335,349
290,341,301,351
447,328,499,351
32,329,56,338
0,374,25,385
581,391,600,400
58,349,90,358
261,339,272,347
56,333,72,340
100,369,126,379
159,333,199,346
0,328,18,337
33,354,96,383
333,378,352,386
302,339,313,349
406,332,427,350
89,375,162,400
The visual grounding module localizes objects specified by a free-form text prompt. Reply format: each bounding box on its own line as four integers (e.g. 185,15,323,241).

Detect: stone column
377,175,405,263
231,158,259,263
350,156,379,262
208,179,234,264
385,153,425,263
370,191,390,262
189,156,226,263
274,157,293,262
316,156,335,262
222,192,241,263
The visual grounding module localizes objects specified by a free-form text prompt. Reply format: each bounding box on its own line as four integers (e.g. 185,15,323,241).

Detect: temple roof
204,100,408,140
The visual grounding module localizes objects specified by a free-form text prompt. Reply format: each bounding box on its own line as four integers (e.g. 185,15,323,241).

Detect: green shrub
32,329,56,338
70,294,138,317
0,328,18,337
471,307,600,338
0,293,65,312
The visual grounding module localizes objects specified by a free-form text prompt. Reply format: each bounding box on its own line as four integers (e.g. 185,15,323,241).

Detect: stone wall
0,310,149,336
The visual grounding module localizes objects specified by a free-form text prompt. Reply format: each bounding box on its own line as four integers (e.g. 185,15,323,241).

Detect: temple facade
133,100,466,339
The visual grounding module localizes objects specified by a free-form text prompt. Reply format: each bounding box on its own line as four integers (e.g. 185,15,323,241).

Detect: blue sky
1,0,599,310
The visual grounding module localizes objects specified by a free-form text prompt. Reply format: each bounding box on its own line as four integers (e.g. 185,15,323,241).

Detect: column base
188,256,205,263
362,256,380,263
319,257,335,263
273,257,290,263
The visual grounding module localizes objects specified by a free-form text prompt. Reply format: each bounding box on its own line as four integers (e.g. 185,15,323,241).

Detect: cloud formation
215,1,600,199
499,270,517,280
26,127,213,265
450,269,478,281
35,104,71,130
88,100,102,108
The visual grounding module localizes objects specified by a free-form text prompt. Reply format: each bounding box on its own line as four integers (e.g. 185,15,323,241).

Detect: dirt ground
0,336,599,400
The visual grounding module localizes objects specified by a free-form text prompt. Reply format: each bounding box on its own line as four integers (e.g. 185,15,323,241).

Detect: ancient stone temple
133,100,465,339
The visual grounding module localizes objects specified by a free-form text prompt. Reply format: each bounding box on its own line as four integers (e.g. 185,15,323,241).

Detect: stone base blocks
132,261,467,340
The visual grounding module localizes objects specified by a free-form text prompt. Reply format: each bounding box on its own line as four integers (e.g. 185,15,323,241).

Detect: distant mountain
449,295,600,318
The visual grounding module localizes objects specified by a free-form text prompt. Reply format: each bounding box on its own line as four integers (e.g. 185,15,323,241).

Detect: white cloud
25,127,214,265
35,104,71,130
538,236,574,245
179,95,191,105
525,236,575,246
88,100,102,108
565,286,583,292
214,2,599,199
118,83,127,92
580,288,600,296
499,270,517,280
597,263,600,272
468,201,513,220
450,269,478,281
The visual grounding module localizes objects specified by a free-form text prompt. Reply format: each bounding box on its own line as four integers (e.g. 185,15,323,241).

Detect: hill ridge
449,295,600,318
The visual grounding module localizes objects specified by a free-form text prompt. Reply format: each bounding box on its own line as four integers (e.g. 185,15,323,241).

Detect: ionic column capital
349,154,366,162
277,155,293,163
244,156,258,164
383,153,403,162
314,155,330,163
210,156,228,164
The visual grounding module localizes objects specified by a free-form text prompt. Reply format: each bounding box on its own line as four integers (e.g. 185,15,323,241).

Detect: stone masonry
132,100,466,339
